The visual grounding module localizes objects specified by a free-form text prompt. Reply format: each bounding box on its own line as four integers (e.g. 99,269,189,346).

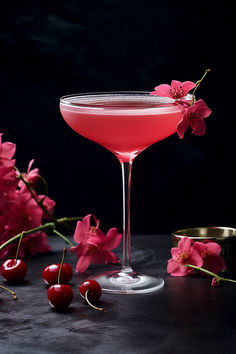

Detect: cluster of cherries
0,235,104,311
42,248,104,311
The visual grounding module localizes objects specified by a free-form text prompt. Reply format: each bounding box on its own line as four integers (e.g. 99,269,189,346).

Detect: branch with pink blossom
167,237,236,287
0,133,82,257
150,69,212,139
0,133,122,272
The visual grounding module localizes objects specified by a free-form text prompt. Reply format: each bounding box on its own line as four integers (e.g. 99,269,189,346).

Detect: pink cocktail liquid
60,94,182,162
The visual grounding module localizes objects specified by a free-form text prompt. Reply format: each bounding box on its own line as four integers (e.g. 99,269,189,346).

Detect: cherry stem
57,248,67,284
85,290,104,312
191,68,211,105
15,231,24,262
0,284,17,300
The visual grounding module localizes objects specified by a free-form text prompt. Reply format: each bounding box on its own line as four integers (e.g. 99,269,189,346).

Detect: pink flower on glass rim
150,80,196,99
70,214,122,272
192,241,226,274
176,99,212,139
167,236,203,276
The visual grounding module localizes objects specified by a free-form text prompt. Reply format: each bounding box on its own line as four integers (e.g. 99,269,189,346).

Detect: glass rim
59,91,177,109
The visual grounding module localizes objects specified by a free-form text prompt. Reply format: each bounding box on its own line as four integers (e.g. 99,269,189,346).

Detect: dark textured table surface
1,234,236,354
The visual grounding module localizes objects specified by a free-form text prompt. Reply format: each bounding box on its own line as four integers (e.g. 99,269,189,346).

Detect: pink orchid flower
150,80,196,99
0,133,18,208
0,133,16,162
18,159,40,190
70,214,122,272
0,162,18,212
192,241,226,274
176,99,212,139
0,188,51,259
37,195,56,219
167,237,203,276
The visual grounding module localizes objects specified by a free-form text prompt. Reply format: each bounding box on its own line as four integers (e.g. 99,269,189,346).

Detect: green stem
57,248,67,284
15,231,24,261
185,264,219,278
191,68,211,105
223,278,236,284
186,264,236,284
53,229,73,247
56,216,83,224
39,174,49,196
17,171,57,222
0,222,55,251
16,166,83,235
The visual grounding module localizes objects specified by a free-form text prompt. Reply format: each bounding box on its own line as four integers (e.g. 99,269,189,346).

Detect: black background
0,0,234,235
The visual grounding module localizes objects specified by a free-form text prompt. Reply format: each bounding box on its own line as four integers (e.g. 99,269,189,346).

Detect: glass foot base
90,269,164,294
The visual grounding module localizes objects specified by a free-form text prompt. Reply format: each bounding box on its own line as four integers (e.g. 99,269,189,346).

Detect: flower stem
0,284,17,300
53,229,73,247
56,216,83,224
0,222,55,251
191,68,211,105
15,231,24,262
185,263,236,284
185,263,218,278
222,278,236,284
57,248,67,284
17,170,57,222
85,290,104,312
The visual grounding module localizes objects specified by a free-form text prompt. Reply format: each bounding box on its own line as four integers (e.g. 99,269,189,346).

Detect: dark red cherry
1,259,27,283
79,279,104,312
48,284,73,310
79,279,102,302
42,263,73,285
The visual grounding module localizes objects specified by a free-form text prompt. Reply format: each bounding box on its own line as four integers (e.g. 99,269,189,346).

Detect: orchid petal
178,237,192,252
95,228,106,242
203,255,226,274
150,84,171,97
206,242,222,256
75,255,91,273
176,116,190,139
105,250,120,264
167,258,191,276
73,214,91,243
171,80,183,88
188,248,203,268
106,228,122,250
92,214,100,229
182,81,196,94
70,243,84,257
189,99,212,118
171,247,179,258
0,142,16,160
191,118,206,136
27,159,35,174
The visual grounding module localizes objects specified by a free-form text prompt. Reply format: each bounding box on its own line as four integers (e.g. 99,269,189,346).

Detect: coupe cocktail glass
60,92,183,294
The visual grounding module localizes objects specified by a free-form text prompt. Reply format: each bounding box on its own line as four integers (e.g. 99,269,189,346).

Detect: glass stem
121,160,133,273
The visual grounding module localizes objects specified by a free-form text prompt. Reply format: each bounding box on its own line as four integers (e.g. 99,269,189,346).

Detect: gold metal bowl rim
172,226,236,241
